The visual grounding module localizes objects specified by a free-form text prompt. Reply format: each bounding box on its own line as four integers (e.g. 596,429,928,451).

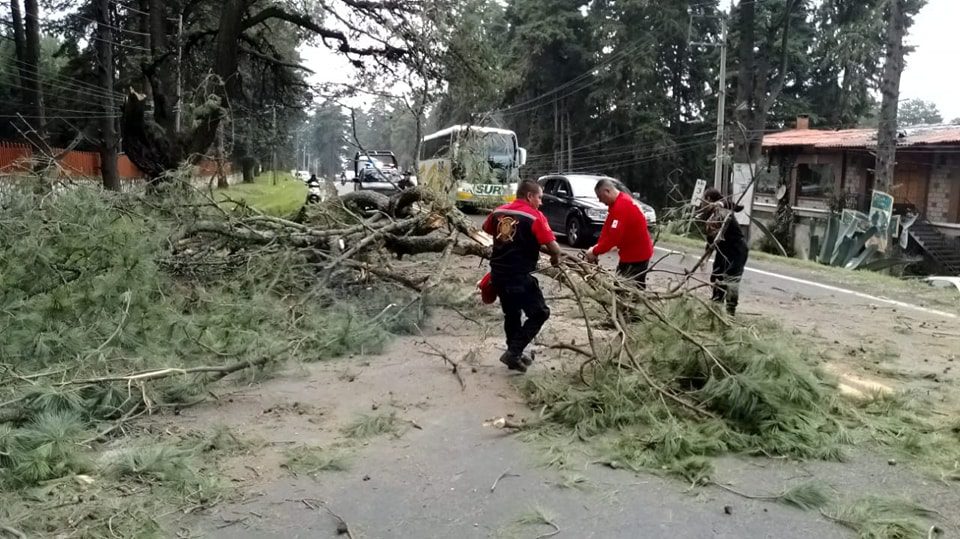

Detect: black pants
711,239,749,314
617,260,649,290
495,275,550,356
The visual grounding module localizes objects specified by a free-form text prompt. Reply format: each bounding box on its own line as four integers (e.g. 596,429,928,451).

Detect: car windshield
567,177,629,198
357,154,396,169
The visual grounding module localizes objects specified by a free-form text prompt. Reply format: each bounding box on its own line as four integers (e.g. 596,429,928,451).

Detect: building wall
926,153,960,224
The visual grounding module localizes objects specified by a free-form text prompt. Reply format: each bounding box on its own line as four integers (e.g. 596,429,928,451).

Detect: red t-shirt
593,192,653,263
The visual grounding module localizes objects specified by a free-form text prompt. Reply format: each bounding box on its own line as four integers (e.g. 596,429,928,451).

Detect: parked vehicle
417,125,527,210
353,151,405,194
537,174,657,247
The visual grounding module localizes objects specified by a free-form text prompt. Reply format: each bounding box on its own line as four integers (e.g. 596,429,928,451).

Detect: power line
2,57,126,99
0,69,123,102
72,13,150,37
481,39,651,117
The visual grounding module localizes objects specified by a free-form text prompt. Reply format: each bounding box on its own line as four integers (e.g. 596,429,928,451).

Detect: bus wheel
566,216,587,248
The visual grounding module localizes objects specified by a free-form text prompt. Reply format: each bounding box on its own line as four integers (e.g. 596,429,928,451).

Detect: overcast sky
301,0,960,120
899,0,960,121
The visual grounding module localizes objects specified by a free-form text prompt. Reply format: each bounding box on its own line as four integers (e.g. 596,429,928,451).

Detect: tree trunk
147,0,176,133
96,0,120,191
875,0,908,194
9,0,28,87
732,0,756,164
22,0,44,145
241,157,257,183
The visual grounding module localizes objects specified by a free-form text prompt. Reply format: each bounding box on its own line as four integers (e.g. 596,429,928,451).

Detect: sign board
869,190,894,251
731,163,756,226
840,209,870,233
690,179,707,206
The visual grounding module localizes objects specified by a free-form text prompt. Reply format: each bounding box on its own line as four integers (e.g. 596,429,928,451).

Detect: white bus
417,125,527,209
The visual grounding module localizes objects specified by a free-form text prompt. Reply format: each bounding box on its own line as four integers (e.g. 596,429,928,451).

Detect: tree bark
97,0,120,191
241,156,257,183
875,0,908,194
147,0,176,133
22,0,45,145
733,0,798,165
9,0,28,87
732,0,756,164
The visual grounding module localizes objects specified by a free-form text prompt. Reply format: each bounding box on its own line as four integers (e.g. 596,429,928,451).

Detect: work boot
499,351,527,373
519,350,535,366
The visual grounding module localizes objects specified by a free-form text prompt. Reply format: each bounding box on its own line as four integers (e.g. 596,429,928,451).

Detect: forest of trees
0,0,931,208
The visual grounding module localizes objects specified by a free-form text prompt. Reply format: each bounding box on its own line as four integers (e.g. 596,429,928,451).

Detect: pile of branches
170,186,491,290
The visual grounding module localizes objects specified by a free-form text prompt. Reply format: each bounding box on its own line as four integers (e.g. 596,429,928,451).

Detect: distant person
698,187,749,316
308,173,318,185
481,180,562,373
584,179,654,289
398,169,413,190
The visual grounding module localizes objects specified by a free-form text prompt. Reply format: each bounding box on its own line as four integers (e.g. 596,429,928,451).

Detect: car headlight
585,208,607,221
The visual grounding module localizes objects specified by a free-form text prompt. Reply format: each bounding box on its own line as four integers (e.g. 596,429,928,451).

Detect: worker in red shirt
584,179,654,288
481,180,562,373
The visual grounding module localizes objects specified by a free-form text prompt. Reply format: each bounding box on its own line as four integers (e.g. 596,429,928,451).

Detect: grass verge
216,171,306,216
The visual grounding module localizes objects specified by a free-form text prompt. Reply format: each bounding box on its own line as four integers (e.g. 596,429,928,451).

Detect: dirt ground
162,254,960,538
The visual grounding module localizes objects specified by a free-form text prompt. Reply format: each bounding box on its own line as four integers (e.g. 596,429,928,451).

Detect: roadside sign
731,164,755,226
691,179,707,206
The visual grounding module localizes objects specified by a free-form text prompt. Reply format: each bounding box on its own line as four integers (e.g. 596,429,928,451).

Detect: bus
417,125,527,209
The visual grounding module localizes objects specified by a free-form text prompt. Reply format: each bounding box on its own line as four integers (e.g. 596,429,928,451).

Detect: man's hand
544,240,562,267
584,247,599,264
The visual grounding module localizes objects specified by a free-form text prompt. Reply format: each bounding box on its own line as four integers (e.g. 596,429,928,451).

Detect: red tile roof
763,125,960,149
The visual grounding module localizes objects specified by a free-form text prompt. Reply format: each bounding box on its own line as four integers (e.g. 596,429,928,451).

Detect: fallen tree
2,179,957,539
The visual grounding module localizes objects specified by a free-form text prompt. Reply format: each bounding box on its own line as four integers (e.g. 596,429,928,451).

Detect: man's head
703,187,723,203
516,179,543,209
594,178,620,207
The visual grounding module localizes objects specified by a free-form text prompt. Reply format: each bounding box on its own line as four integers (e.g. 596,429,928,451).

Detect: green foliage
341,412,401,439
826,496,936,539
283,445,351,475
778,481,832,511
520,300,849,483
896,99,944,127
0,186,430,491
522,295,960,493
0,412,90,488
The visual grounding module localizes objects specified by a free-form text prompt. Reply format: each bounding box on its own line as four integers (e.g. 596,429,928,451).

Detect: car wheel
566,216,588,248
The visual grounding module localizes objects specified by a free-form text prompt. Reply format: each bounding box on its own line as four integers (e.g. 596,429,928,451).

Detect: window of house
754,160,782,195
796,163,835,198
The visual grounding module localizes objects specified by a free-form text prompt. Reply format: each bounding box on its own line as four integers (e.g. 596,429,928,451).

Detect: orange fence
0,140,231,180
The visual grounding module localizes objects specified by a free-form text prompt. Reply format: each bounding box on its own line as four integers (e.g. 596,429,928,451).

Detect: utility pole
271,105,278,185
690,12,728,192
713,16,728,192
95,0,119,190
174,13,183,133
566,109,573,172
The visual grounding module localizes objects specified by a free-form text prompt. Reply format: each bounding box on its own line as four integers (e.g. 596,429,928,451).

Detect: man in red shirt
584,179,654,288
482,180,562,372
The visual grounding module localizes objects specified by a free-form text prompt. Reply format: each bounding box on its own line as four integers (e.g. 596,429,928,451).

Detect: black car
537,174,657,248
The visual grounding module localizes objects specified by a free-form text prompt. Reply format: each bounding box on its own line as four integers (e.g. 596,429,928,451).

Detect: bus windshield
459,131,516,169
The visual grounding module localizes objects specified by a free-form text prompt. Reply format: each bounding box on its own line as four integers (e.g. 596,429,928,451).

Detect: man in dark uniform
699,187,749,315
482,180,562,372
